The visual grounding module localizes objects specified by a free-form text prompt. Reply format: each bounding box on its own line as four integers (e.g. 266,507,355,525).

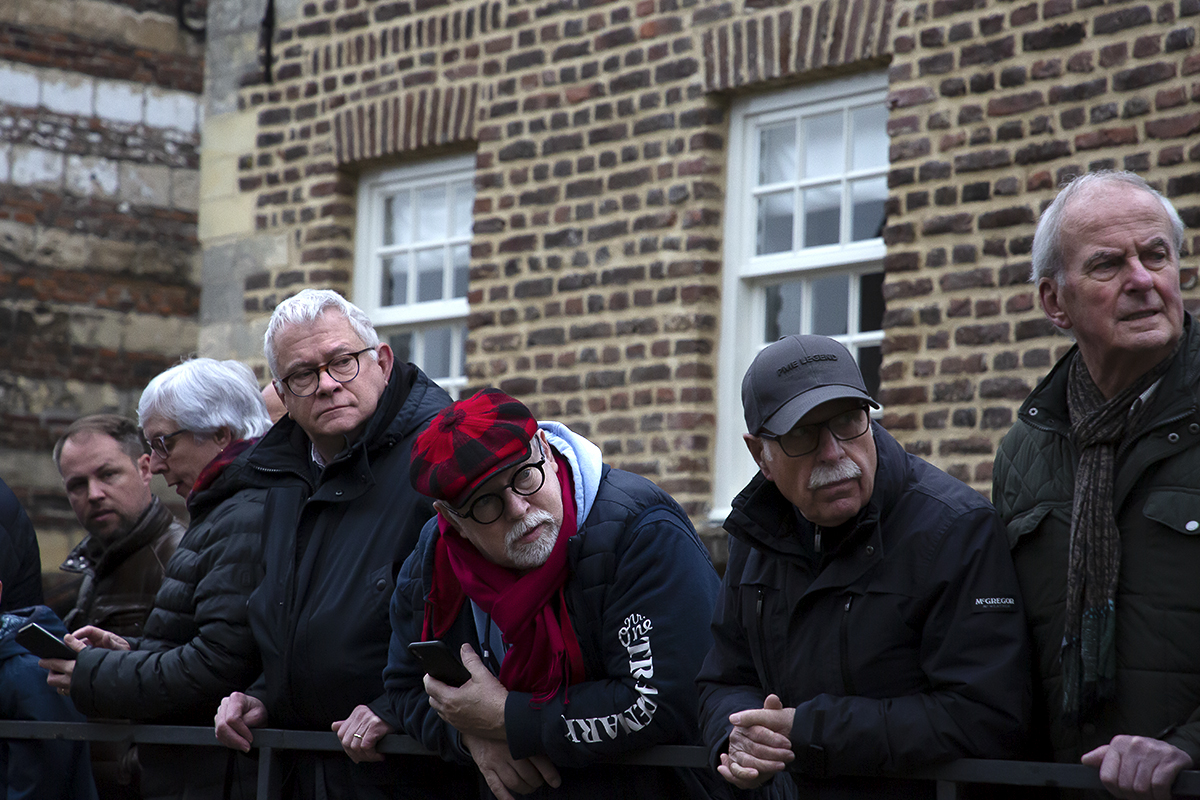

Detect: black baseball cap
742,335,880,436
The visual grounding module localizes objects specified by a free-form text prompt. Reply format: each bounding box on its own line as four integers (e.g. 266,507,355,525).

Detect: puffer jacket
69,442,266,800
0,476,42,612
698,425,1031,799
62,495,185,637
383,423,724,800
993,314,1200,765
241,362,458,800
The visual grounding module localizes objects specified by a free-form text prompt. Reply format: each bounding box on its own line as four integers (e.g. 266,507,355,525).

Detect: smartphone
16,622,77,661
408,640,471,687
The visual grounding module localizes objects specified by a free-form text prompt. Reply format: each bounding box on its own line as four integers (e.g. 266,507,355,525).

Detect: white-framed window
713,73,888,521
356,155,475,399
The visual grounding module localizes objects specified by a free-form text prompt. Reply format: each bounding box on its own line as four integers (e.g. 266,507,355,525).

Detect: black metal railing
3,720,1199,798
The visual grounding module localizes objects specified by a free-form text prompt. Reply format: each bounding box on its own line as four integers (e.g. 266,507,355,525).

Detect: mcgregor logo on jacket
972,596,1016,612
562,613,659,744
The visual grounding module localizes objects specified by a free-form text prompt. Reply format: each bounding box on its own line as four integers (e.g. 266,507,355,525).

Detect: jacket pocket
1143,489,1200,535
1004,503,1065,549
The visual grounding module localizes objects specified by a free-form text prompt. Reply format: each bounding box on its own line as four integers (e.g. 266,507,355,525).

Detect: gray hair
138,358,272,440
263,289,380,380
1031,170,1184,285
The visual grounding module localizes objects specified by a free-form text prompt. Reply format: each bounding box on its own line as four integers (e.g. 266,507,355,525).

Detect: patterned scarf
1061,343,1178,721
423,451,585,704
189,438,258,501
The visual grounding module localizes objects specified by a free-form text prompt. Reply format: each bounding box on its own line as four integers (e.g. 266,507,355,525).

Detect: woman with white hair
43,358,274,800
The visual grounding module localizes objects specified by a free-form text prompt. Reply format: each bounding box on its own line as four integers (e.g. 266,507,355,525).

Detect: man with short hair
214,289,462,799
379,389,723,800
698,335,1030,798
55,414,185,638
994,171,1200,800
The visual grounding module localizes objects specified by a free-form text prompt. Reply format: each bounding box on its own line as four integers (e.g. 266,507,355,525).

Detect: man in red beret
363,389,724,800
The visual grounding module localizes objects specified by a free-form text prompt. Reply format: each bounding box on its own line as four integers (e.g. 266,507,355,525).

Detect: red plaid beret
410,389,538,504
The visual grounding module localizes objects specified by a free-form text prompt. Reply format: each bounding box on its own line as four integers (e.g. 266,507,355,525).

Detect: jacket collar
60,494,176,575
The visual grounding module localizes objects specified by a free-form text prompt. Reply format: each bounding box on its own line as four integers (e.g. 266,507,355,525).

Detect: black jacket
0,476,42,612
242,363,456,799
69,447,266,800
697,425,1031,799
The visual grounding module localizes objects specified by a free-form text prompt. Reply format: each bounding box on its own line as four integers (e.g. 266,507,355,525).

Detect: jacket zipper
840,595,857,695
756,588,775,691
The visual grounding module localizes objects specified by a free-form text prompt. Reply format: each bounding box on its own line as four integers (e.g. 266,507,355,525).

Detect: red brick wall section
884,0,1200,493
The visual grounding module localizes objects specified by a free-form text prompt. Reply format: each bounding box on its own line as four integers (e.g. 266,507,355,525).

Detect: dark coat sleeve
69,489,265,722
0,477,43,612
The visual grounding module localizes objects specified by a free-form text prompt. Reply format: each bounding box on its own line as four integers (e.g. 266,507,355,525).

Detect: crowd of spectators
1,171,1199,800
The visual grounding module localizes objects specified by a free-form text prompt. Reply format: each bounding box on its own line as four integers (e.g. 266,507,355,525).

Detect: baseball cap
410,388,539,505
742,335,880,436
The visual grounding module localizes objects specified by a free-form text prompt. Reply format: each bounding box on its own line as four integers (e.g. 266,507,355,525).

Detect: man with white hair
214,289,462,799
698,334,1030,798
995,171,1200,800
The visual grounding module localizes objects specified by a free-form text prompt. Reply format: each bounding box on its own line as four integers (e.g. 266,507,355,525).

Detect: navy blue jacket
0,477,42,613
0,606,97,800
697,425,1031,799
383,461,724,799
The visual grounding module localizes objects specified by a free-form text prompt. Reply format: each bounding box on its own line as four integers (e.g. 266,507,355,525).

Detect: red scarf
188,438,258,501
423,451,586,704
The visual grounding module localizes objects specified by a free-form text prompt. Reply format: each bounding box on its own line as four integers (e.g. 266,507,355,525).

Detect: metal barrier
3,720,1200,798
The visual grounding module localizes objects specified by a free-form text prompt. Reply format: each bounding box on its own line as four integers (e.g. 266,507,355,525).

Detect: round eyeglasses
760,406,871,458
148,429,188,459
445,448,548,525
280,348,375,397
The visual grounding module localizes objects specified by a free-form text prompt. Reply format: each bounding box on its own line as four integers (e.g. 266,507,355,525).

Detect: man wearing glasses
378,389,724,800
213,289,465,799
697,334,1031,798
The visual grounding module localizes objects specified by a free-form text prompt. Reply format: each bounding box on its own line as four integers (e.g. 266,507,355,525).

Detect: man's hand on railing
215,692,268,752
463,731,561,800
719,693,797,790
332,705,391,763
1082,735,1194,800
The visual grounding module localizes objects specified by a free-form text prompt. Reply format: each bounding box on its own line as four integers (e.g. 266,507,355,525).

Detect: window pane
453,180,474,238
423,325,453,379
811,273,849,335
850,177,887,241
851,105,889,171
857,344,882,399
388,330,413,364
453,244,470,298
383,255,407,306
383,193,411,246
764,281,803,341
758,122,796,186
803,111,844,179
859,271,884,332
756,191,794,255
803,184,840,247
415,185,446,241
416,248,443,302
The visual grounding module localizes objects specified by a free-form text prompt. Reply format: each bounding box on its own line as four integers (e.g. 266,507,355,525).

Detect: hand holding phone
16,622,78,661
408,640,471,687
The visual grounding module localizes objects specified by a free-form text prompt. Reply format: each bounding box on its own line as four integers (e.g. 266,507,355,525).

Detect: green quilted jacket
993,314,1200,765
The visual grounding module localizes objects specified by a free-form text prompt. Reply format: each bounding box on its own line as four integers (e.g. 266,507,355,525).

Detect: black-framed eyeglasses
280,348,376,397
148,429,188,459
444,443,548,525
760,406,871,458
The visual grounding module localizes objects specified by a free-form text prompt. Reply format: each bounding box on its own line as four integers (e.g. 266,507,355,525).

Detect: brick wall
205,0,894,556
0,0,204,569
883,0,1200,493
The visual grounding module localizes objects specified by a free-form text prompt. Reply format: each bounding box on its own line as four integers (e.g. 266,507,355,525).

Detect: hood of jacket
724,422,911,564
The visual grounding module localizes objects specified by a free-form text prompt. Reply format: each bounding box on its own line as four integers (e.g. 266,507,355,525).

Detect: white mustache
505,509,556,548
808,458,862,489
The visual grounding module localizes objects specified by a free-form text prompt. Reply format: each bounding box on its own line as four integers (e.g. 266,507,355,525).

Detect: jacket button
865,545,875,556
1187,521,1199,532
1191,424,1200,434
375,579,387,591
1169,433,1180,443
335,490,343,496
1028,408,1038,416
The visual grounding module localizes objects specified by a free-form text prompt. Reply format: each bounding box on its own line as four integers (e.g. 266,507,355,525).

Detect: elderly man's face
1040,185,1184,396
437,432,566,572
273,311,394,459
58,431,154,541
745,398,877,528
